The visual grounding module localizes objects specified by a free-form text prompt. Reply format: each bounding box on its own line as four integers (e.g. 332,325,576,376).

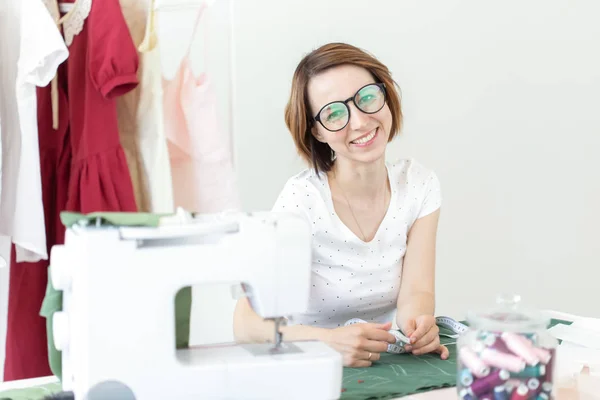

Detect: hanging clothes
137,0,174,213
0,0,67,265
60,0,139,213
4,0,139,381
162,2,239,214
1,0,68,381
116,0,151,212
0,0,20,270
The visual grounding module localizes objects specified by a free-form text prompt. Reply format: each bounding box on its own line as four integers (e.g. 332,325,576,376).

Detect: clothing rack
0,0,238,384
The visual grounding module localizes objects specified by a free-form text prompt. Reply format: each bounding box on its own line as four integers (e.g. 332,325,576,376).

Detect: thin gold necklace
333,171,388,242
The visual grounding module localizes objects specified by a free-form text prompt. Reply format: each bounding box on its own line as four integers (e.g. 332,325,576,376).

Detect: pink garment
162,2,239,214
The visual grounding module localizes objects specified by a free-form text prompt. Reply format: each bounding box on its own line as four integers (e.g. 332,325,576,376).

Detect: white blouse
272,158,442,329
0,0,68,264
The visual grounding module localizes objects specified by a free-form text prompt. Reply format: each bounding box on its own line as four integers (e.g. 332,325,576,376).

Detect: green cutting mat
340,332,457,400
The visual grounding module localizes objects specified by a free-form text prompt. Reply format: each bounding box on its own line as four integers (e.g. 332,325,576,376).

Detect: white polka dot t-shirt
272,158,442,329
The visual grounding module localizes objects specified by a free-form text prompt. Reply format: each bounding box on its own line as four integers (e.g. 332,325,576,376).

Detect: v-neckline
322,163,396,245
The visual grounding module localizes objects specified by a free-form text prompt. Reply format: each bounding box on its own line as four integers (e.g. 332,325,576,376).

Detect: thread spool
460,347,491,378
480,348,526,373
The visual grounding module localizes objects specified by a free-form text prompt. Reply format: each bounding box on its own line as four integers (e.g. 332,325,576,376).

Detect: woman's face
308,64,393,167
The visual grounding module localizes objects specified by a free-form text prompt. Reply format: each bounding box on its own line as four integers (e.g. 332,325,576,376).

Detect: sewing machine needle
273,318,283,351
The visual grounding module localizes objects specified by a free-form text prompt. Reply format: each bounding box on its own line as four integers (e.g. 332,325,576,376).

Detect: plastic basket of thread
457,295,558,400
344,318,411,354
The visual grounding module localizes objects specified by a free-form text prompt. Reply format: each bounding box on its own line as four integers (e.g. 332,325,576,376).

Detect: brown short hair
284,42,402,174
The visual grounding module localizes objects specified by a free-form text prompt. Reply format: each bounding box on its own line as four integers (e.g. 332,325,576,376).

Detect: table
0,375,455,399
0,309,590,399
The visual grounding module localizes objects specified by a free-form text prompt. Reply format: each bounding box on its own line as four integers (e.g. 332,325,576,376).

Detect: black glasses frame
313,82,387,132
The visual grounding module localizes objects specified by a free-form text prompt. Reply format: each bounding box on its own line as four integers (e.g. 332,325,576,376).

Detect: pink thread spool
501,332,540,366
532,346,552,365
480,348,526,373
514,333,552,364
487,335,513,355
459,347,491,378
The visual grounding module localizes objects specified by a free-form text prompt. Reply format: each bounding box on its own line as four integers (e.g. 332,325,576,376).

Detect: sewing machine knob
53,312,69,351
50,245,72,290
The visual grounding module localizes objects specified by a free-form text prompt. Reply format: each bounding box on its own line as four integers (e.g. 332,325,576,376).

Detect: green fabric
0,382,61,400
59,211,172,228
340,331,457,400
41,212,192,381
339,318,570,400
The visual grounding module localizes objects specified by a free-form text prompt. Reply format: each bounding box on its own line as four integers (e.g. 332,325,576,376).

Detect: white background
1,0,600,379
203,0,600,345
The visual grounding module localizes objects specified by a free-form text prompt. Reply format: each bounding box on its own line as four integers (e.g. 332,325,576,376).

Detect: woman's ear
311,125,327,144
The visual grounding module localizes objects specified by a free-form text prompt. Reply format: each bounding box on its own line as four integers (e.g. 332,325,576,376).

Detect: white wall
190,0,600,346
229,0,600,322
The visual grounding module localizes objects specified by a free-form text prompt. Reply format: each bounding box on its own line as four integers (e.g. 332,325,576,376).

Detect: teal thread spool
459,368,474,386
510,364,546,378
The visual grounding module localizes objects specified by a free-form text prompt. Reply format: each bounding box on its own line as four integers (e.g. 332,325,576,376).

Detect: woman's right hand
322,322,398,367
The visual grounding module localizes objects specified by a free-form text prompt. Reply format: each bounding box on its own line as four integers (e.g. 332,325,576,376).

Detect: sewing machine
48,211,343,399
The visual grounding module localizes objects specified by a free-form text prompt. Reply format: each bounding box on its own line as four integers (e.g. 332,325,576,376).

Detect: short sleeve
88,0,139,99
18,0,68,87
271,177,311,224
417,171,442,219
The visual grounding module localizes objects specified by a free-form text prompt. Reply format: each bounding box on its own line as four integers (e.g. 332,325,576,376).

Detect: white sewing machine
48,211,343,399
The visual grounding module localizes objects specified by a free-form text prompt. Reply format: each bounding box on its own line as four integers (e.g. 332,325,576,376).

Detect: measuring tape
436,316,469,338
344,316,468,354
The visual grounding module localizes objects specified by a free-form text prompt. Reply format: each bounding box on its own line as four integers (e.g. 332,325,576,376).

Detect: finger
346,337,388,354
363,328,398,344
347,360,372,368
409,320,434,343
345,350,378,367
368,322,392,331
411,327,439,350
356,350,381,362
402,319,417,337
437,345,450,360
411,339,440,356
359,339,390,354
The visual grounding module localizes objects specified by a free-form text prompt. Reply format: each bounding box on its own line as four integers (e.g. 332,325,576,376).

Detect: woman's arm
395,209,439,329
233,297,329,343
395,208,448,358
233,297,398,367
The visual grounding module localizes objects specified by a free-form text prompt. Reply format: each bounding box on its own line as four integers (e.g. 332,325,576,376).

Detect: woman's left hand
401,315,449,359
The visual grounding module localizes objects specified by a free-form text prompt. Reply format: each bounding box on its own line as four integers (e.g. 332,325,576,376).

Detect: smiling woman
233,42,448,368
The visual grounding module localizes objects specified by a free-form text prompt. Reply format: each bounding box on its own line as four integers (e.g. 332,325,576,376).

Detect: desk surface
0,376,455,399
0,310,586,399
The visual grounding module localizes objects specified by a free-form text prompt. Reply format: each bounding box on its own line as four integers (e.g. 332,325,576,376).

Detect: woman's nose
347,102,370,131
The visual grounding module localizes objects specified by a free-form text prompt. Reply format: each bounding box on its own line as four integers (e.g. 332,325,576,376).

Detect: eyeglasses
313,83,387,132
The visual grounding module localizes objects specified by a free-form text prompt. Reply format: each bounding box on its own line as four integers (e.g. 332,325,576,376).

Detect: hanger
58,2,74,12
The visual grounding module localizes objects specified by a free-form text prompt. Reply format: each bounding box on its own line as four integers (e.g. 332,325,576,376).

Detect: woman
233,42,448,367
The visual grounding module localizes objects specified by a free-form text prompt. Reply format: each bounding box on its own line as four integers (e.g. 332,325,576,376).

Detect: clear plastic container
456,295,558,400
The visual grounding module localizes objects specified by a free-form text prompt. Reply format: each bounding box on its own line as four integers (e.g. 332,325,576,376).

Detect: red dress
4,0,139,380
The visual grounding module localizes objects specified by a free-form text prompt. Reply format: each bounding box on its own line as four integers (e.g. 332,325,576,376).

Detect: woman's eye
326,110,346,122
359,94,376,105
